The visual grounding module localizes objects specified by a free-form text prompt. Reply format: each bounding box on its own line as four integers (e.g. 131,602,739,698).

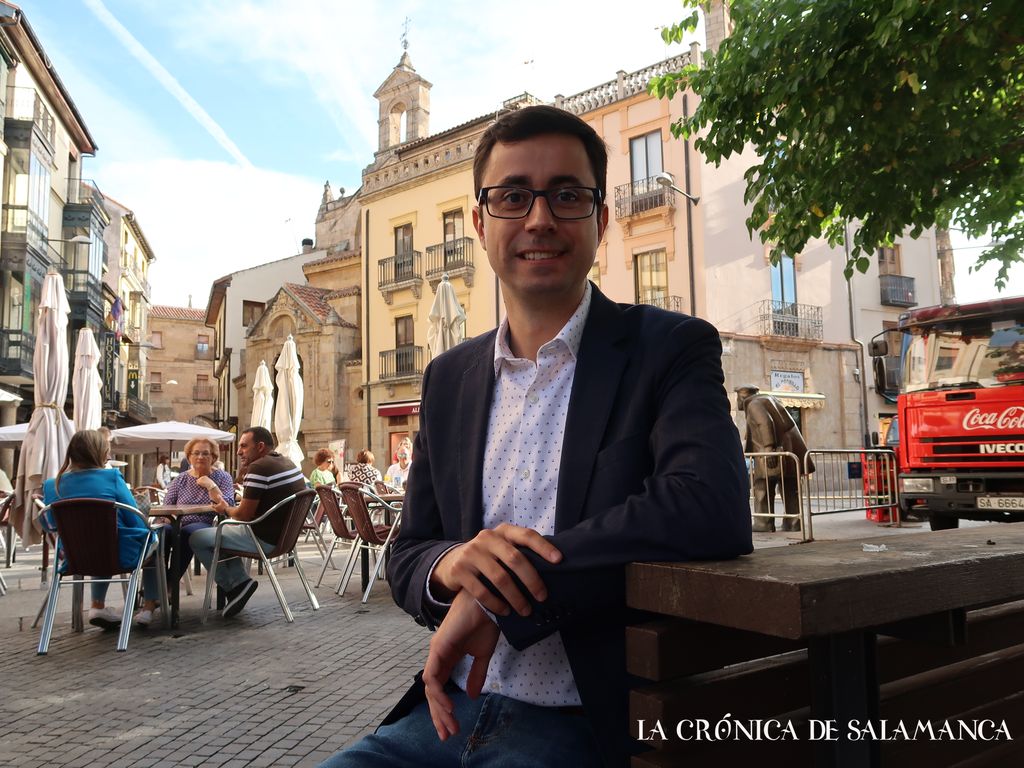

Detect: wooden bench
626,524,1024,767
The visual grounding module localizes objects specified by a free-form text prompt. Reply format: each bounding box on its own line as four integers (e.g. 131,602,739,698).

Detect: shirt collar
493,281,592,375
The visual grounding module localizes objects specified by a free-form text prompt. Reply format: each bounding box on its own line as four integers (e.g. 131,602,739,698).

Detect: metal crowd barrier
745,448,900,542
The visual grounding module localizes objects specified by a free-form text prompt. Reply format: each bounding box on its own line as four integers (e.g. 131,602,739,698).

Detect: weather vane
401,17,410,51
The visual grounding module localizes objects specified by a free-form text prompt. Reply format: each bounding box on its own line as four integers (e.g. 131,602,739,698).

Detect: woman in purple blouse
137,437,234,625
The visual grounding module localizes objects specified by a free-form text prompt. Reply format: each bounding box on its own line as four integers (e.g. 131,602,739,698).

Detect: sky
18,0,1020,309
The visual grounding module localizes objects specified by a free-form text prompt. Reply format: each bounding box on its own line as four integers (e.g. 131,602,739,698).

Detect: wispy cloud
83,0,253,168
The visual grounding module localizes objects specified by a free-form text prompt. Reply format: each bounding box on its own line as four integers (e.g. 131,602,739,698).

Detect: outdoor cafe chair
0,493,12,593
201,489,319,624
335,482,402,604
36,498,168,655
301,492,330,561
374,479,403,496
313,486,359,588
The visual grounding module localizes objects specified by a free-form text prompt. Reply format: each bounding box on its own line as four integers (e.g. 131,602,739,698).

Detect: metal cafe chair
313,486,359,588
201,489,319,624
36,498,168,655
335,482,402,604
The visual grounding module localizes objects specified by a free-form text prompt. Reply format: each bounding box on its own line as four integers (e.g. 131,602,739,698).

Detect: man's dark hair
243,426,274,448
473,105,608,200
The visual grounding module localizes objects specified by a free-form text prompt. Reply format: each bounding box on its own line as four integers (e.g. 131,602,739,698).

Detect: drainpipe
844,221,871,447
683,94,697,317
364,209,372,458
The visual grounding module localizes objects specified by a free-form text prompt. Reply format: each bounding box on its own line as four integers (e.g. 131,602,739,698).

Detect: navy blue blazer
387,285,752,766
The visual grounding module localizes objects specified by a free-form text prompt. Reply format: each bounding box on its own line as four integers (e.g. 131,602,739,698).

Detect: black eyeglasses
477,186,603,220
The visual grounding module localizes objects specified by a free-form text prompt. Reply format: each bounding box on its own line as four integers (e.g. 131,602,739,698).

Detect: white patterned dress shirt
442,282,592,707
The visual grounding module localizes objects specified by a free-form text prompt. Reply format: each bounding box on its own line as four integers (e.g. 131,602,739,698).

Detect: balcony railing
0,329,34,378
614,176,673,219
6,86,55,146
425,238,474,284
126,394,153,422
66,177,105,209
378,252,424,303
194,347,215,361
640,295,685,313
63,269,103,314
380,346,424,381
879,274,917,308
757,300,824,341
193,385,216,401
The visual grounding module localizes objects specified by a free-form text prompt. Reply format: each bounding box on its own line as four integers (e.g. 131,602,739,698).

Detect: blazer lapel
555,289,630,531
457,333,496,539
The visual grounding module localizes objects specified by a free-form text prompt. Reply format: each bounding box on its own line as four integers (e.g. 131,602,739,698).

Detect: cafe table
149,504,215,627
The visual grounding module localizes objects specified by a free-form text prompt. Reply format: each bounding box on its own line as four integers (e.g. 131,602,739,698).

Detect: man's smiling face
473,133,607,313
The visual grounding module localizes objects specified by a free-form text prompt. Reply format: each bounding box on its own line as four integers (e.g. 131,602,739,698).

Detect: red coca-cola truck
871,296,1024,530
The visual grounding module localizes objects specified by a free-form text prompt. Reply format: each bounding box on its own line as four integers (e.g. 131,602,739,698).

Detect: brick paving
0,542,428,767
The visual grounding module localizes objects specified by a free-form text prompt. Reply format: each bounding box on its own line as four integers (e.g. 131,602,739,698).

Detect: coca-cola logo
962,406,1024,431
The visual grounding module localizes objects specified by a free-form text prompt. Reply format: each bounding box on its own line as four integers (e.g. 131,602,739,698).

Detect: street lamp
48,234,93,245
654,171,700,205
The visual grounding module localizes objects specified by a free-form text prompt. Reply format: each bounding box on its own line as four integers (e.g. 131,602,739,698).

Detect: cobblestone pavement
0,542,428,767
0,512,997,767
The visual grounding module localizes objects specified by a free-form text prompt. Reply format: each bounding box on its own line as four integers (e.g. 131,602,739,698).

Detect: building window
242,300,265,328
589,260,601,288
395,315,414,347
878,245,902,275
443,209,464,267
150,331,162,348
395,223,414,281
149,370,162,392
630,131,664,183
770,255,799,335
196,334,210,355
2,146,50,250
634,249,668,305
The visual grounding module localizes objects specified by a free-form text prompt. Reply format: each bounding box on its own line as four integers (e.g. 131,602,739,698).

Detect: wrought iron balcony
7,86,56,147
757,300,823,341
879,274,917,308
614,176,673,219
380,345,423,381
193,385,216,401
378,251,423,303
0,329,34,379
426,238,475,286
641,295,685,313
194,347,215,361
63,269,103,314
126,394,153,422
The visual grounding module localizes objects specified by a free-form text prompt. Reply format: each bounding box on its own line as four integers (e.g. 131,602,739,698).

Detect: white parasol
273,335,304,468
251,360,274,430
428,273,467,358
12,271,75,545
110,420,235,453
72,327,103,431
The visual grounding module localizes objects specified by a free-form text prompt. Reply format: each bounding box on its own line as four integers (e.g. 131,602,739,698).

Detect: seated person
42,429,157,630
137,438,235,626
345,449,382,487
190,426,306,618
309,448,337,488
383,439,413,490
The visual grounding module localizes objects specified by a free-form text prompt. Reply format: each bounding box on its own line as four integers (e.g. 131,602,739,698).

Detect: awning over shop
766,391,826,409
378,400,421,417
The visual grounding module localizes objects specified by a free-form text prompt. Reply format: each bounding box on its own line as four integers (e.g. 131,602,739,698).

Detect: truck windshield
902,319,1024,392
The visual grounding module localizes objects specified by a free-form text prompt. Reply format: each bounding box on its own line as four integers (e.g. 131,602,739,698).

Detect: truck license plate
977,496,1024,510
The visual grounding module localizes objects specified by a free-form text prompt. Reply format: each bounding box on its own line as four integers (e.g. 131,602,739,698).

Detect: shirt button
528,393,539,404
521,468,530,480
490,682,499,692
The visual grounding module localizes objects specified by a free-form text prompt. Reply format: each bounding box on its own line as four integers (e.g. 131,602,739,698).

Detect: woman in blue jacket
43,429,153,630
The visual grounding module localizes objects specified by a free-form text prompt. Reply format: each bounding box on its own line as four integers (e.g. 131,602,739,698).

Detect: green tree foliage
650,1,1024,285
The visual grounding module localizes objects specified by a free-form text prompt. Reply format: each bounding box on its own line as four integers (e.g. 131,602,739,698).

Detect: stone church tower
372,51,432,154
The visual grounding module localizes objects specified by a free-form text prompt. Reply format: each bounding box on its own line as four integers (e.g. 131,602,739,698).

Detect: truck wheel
929,515,959,531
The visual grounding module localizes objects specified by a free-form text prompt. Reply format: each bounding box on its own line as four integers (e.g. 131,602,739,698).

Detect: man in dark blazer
318,106,751,768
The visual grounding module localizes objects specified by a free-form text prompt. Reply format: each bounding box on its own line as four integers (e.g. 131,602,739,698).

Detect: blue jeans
317,689,601,768
189,525,273,592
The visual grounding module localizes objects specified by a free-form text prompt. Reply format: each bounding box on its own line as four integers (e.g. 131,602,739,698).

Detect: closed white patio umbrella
72,328,103,431
274,335,304,468
251,360,274,430
12,271,75,545
428,273,467,358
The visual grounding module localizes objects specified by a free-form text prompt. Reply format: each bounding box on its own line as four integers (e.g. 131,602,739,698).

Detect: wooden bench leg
808,630,880,768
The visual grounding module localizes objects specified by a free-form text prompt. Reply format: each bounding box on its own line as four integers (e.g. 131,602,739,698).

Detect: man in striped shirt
191,426,307,617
